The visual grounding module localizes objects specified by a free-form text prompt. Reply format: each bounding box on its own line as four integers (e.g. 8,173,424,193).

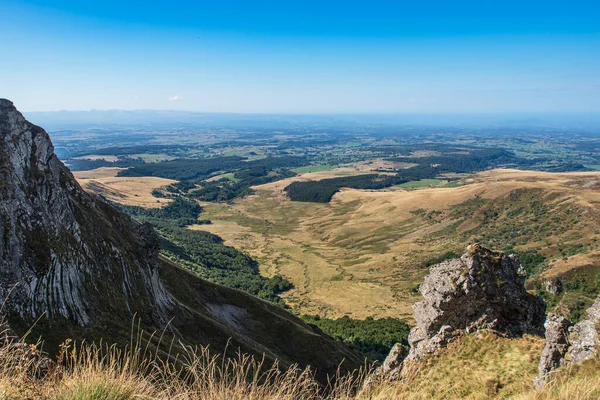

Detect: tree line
302,315,410,362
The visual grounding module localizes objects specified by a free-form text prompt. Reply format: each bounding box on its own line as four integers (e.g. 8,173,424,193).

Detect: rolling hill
192,168,600,321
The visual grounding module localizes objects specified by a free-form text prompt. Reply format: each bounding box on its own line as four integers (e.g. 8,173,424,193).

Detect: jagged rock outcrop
569,297,600,364
360,343,407,393
407,244,545,361
0,99,362,383
534,298,600,389
380,343,408,377
544,279,563,295
533,315,572,389
376,245,545,381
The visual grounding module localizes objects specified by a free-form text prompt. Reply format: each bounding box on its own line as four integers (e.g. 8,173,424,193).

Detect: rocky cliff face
374,245,545,382
0,99,361,382
0,98,174,327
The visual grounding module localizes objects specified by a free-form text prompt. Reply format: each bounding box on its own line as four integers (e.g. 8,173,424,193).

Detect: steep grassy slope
368,332,600,399
158,257,361,379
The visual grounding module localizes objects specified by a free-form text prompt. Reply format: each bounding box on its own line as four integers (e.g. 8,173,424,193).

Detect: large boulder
407,244,545,361
374,244,546,385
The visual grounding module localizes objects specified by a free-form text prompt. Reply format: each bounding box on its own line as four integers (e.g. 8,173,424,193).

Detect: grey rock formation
533,315,572,390
360,343,408,393
376,244,546,382
380,343,407,379
0,98,363,383
406,244,545,361
534,298,600,389
544,279,563,295
568,297,600,364
0,98,174,327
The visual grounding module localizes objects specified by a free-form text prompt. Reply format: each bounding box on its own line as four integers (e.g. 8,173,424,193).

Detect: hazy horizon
16,107,599,133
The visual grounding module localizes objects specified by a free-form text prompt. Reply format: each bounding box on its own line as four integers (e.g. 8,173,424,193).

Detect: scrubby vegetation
284,164,447,203
156,222,292,304
385,148,532,173
120,197,204,227
285,174,399,203
188,167,296,202
119,156,248,180
531,265,600,322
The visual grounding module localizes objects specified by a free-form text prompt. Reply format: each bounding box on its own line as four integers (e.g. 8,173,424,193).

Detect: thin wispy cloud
168,95,183,102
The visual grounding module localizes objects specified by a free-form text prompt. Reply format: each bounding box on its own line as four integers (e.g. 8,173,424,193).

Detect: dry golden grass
76,176,176,208
72,165,600,319
366,332,545,399
195,169,600,319
73,155,119,162
1,326,598,400
362,332,600,400
0,326,362,400
73,167,126,179
542,251,600,279
515,356,600,400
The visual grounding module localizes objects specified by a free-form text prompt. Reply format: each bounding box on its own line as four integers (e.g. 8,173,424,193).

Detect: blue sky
1,1,599,113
